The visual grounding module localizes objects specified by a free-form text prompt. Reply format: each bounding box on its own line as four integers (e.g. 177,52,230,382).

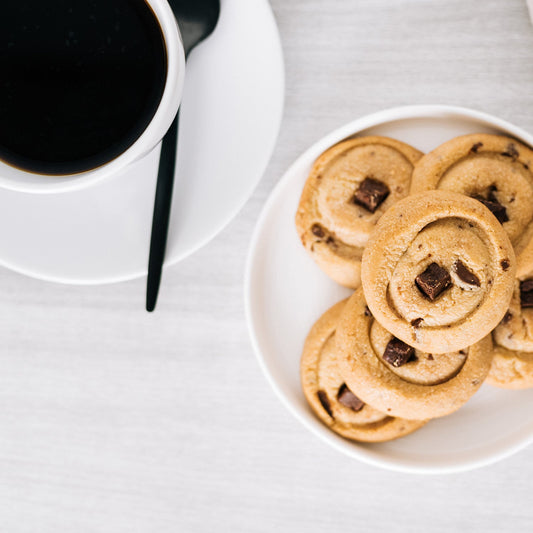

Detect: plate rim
244,103,533,474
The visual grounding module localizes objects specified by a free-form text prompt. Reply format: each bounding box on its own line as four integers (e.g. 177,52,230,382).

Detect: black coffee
0,1,167,175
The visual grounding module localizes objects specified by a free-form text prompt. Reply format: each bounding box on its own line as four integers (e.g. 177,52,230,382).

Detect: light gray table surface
2,1,533,531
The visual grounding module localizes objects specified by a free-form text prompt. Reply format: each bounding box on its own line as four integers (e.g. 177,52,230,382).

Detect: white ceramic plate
245,105,533,474
0,0,284,284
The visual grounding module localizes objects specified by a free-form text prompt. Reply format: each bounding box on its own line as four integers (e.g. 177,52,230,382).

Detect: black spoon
146,0,221,312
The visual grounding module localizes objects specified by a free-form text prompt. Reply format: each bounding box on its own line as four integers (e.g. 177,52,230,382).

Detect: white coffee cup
0,0,185,194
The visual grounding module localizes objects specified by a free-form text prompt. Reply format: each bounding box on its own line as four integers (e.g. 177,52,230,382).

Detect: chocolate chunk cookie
336,288,494,420
301,299,427,441
361,190,516,353
487,280,533,389
295,136,423,288
410,133,533,278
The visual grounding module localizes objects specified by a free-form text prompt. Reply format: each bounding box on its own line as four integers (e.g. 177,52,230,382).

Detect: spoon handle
146,112,179,312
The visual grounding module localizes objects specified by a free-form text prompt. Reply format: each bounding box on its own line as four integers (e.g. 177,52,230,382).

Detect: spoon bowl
171,0,221,56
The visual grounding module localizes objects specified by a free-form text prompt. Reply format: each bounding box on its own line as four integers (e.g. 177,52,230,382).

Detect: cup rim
0,0,185,194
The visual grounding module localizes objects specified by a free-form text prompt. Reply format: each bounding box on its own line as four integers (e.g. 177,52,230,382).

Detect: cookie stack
296,133,533,442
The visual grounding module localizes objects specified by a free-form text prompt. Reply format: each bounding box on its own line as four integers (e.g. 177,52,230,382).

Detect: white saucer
245,105,533,474
0,0,284,284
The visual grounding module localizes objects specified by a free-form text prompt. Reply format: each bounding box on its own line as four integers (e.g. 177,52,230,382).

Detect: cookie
410,133,533,278
336,288,494,420
301,299,427,441
487,280,533,389
361,190,516,353
295,136,423,288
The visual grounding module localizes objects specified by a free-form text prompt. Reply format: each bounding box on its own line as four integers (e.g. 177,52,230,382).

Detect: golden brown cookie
361,190,516,353
301,299,427,441
336,288,494,420
410,133,533,278
295,136,423,288
487,279,533,389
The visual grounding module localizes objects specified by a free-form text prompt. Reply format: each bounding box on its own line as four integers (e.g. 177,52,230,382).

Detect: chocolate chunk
317,390,333,418
337,384,365,412
501,259,510,271
427,354,434,361
353,177,390,213
383,337,416,368
488,187,509,218
470,142,483,153
520,279,533,308
474,195,509,224
415,262,452,301
501,310,513,324
311,224,325,238
501,143,519,159
454,260,480,286
411,318,423,328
